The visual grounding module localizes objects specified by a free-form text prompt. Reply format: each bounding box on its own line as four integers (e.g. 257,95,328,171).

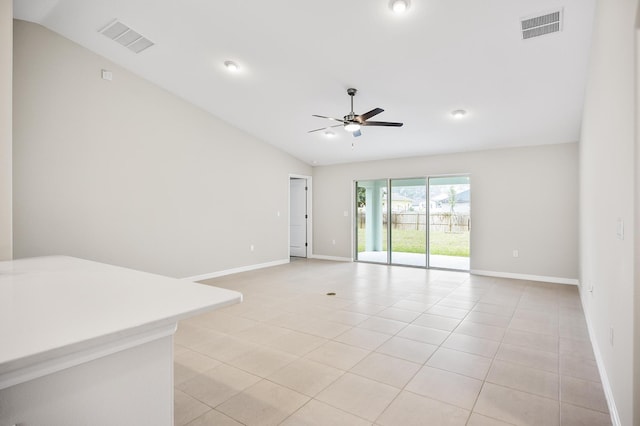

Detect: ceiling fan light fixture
224,60,239,72
390,0,410,14
451,109,467,119
344,123,361,132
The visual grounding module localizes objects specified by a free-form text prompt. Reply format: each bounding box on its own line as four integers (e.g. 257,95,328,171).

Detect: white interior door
290,178,307,257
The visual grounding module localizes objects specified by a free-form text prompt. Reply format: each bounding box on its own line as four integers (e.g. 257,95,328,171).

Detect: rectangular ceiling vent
521,9,563,40
99,19,154,54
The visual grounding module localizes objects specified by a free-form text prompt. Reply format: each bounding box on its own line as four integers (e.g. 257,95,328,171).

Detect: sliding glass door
355,175,470,271
390,178,427,267
428,176,471,270
356,179,388,263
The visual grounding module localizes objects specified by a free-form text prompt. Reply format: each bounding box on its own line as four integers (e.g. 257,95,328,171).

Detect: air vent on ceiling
99,19,155,54
521,9,563,40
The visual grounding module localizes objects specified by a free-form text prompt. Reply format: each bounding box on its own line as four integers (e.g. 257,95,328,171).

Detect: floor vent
99,19,154,54
521,9,563,40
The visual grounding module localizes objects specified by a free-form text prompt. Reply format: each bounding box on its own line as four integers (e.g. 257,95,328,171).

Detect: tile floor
174,259,611,426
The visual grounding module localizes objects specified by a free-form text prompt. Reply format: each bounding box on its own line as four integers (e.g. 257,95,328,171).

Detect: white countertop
0,256,242,384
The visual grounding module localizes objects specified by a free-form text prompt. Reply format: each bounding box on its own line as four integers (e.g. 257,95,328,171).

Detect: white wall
313,143,579,281
579,0,638,424
0,0,11,261
12,21,311,278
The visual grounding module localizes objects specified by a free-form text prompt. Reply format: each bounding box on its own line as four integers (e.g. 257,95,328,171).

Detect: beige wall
12,21,311,278
579,0,638,424
0,0,12,260
313,143,579,281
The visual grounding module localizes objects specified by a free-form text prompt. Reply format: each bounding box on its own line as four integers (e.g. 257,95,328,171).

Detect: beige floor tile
561,375,609,413
443,333,500,358
333,327,391,350
186,409,242,426
509,317,559,336
559,337,595,360
466,413,515,426
474,382,560,426
486,359,559,399
305,340,370,370
428,305,470,319
560,403,612,426
227,346,297,377
267,358,344,396
375,336,438,363
437,297,477,310
280,400,372,426
413,313,462,331
560,354,601,382
176,363,261,408
358,316,407,335
496,343,559,373
472,303,516,317
350,352,421,388
465,311,512,327
397,324,450,345
217,380,309,426
232,323,292,346
315,373,400,421
296,317,353,339
377,391,470,426
264,330,327,356
426,347,492,380
406,365,482,409
392,300,432,312
193,335,259,363
174,323,226,349
174,348,221,385
188,312,258,334
174,389,211,426
376,307,422,323
267,312,310,329
502,328,559,354
324,310,370,326
236,306,287,322
343,302,387,315
454,320,506,341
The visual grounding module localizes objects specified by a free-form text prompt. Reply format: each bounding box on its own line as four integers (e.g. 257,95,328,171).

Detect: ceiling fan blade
356,108,384,123
312,114,346,123
352,129,362,137
361,121,404,127
308,124,343,133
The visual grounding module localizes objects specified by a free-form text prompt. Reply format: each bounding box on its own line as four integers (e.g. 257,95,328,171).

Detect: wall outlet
512,249,519,258
250,244,254,252
609,327,614,346
343,211,348,217
277,211,280,217
332,239,336,245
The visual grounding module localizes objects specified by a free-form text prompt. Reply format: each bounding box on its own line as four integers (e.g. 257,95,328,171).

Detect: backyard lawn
357,228,470,257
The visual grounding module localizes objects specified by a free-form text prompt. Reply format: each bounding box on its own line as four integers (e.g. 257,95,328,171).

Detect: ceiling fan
309,88,403,138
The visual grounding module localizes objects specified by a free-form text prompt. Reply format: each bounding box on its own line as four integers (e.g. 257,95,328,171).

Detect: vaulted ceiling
14,0,595,165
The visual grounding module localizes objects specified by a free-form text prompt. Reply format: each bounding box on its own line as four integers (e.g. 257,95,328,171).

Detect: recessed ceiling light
451,109,467,119
324,130,336,137
390,0,410,14
224,60,239,72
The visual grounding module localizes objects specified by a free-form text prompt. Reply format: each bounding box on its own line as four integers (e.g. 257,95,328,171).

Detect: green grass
357,228,469,257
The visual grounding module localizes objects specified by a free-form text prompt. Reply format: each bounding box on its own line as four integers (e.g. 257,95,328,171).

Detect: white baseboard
470,270,579,285
184,259,290,282
309,254,353,262
578,287,621,426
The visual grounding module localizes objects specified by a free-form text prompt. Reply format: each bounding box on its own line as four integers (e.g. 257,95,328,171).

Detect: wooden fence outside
357,211,470,233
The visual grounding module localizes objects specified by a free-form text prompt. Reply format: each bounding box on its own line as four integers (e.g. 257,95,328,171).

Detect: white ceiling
14,0,596,166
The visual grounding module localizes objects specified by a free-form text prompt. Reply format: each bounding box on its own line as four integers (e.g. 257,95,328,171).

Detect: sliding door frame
354,174,471,271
